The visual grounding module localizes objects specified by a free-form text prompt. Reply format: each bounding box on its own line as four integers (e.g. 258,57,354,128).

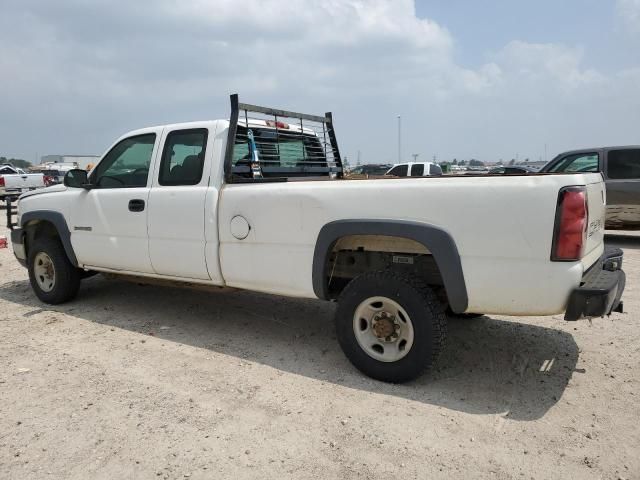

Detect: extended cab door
603,148,640,227
69,130,160,273
146,125,222,281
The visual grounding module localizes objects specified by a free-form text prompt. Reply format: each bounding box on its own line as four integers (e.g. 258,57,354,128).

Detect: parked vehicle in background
386,162,443,177
8,95,625,382
31,168,63,184
0,164,50,201
541,146,640,229
347,164,392,176
489,165,539,175
32,163,79,184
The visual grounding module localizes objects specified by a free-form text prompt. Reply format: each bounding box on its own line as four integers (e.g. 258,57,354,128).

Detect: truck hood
19,183,67,199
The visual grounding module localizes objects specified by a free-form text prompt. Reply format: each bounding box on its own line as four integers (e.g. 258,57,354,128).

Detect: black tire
27,237,81,304
335,271,447,383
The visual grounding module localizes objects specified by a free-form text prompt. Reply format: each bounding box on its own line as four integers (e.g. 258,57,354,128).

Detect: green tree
0,157,32,169
12,159,32,169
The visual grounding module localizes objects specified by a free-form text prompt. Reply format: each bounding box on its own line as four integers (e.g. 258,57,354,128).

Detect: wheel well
325,234,448,305
24,220,62,257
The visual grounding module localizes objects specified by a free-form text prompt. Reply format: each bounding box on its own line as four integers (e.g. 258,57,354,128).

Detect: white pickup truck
8,96,626,382
0,164,49,201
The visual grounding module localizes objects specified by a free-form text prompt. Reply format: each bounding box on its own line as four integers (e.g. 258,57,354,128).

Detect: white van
386,162,443,177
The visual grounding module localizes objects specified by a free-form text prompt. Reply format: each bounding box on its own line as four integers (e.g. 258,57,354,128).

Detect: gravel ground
0,225,638,480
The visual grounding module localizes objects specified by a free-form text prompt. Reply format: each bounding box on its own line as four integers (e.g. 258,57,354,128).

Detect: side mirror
64,169,92,189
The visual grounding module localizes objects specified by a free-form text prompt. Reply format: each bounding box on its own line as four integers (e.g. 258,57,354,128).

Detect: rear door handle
128,199,145,212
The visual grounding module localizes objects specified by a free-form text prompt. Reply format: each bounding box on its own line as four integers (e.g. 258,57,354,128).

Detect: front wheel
335,271,447,383
27,237,81,304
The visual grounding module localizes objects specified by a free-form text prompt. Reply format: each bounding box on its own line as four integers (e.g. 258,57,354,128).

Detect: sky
1,0,639,165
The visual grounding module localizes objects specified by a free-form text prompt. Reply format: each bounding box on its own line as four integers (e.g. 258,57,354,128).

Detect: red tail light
0,176,4,187
44,175,55,186
551,186,588,261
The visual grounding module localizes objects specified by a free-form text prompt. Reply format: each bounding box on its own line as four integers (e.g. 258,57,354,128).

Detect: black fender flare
312,219,468,313
20,210,79,267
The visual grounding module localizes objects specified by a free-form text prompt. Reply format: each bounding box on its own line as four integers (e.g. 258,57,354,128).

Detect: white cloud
617,0,640,35
494,42,605,89
162,0,452,50
0,1,639,163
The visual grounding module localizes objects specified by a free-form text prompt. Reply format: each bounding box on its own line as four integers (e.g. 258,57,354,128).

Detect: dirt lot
0,226,638,480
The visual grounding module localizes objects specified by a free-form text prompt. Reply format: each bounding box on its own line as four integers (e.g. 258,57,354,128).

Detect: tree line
0,157,32,169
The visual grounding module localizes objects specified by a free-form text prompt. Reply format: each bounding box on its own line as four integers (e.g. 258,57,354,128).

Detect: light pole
412,153,419,162
397,115,402,164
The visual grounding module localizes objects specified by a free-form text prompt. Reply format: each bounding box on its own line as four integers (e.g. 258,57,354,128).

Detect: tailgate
4,174,44,189
582,177,606,267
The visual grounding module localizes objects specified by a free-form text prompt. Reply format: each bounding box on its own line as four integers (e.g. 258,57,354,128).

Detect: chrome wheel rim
34,252,56,293
353,296,414,362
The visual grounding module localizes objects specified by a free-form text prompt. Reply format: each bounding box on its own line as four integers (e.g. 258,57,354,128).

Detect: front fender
21,210,78,267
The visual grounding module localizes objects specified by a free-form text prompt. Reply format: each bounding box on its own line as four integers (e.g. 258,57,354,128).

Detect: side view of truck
0,164,50,201
8,95,626,382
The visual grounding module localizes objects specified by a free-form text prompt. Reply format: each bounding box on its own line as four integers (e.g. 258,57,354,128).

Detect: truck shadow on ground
605,232,640,251
0,277,579,422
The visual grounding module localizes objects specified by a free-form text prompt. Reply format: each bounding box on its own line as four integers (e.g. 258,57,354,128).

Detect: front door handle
128,199,145,212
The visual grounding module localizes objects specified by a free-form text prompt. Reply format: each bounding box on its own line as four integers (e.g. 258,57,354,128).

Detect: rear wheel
335,271,447,383
27,237,81,304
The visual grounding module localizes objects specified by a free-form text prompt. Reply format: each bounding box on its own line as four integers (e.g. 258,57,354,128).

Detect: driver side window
92,134,156,188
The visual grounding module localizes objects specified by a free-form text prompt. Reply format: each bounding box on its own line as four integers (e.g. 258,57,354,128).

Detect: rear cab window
232,125,328,179
429,164,443,175
607,149,640,179
159,129,208,186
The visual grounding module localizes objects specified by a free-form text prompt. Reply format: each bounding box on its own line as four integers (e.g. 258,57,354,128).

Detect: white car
386,162,443,177
8,96,626,382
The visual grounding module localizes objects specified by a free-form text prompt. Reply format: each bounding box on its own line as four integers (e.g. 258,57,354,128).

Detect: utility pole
412,153,419,162
397,115,402,163
357,150,361,166
544,143,547,163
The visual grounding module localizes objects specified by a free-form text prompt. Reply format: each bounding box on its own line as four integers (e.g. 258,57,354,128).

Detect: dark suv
541,146,640,229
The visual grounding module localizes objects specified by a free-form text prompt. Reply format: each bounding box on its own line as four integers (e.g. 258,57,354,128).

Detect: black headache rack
223,94,343,183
